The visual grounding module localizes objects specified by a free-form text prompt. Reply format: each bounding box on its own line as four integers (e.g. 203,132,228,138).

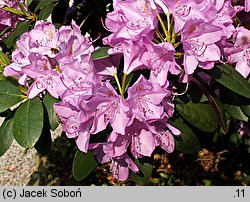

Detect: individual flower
211,0,243,38
230,48,250,78
21,53,61,99
54,101,93,153
103,0,157,46
126,75,167,123
140,37,181,86
109,153,139,181
58,54,99,101
226,27,250,77
181,19,223,82
3,32,31,84
127,119,156,158
92,140,139,181
233,27,250,48
164,0,210,32
56,21,94,64
87,81,130,135
90,137,139,181
121,40,145,74
28,21,59,58
148,119,180,153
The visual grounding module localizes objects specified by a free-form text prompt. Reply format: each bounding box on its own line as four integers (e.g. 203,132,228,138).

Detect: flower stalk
113,73,124,99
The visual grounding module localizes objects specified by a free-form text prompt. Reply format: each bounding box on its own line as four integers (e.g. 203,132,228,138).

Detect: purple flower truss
4,0,250,181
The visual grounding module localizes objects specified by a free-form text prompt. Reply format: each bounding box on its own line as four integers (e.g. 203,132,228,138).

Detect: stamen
188,39,207,57
175,4,191,17
136,96,154,118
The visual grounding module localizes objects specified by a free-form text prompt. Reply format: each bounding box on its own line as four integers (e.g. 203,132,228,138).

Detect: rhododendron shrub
1,0,250,184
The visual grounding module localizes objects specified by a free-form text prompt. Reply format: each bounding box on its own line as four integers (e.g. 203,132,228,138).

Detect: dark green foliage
170,118,201,154
0,112,15,157
73,150,98,181
130,157,153,185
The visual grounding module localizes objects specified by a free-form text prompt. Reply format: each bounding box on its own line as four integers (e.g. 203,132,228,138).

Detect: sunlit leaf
13,97,44,148
2,7,24,15
91,46,110,60
0,80,25,113
35,0,58,12
38,3,55,20
0,51,10,66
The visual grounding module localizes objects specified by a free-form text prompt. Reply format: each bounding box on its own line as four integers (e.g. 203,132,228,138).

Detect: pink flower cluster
0,0,25,37
3,19,179,181
3,0,250,181
102,0,250,82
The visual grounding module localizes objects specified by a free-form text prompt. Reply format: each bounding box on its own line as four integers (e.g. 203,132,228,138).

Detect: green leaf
207,64,250,99
2,6,25,15
0,80,25,113
3,21,31,49
224,104,248,122
38,3,55,20
72,150,98,181
0,74,5,81
35,0,58,12
34,122,52,155
91,46,110,60
0,113,15,157
18,3,28,14
13,97,44,148
241,105,250,118
176,101,217,133
191,75,227,133
0,51,10,66
43,93,60,131
170,118,201,154
208,95,227,133
229,131,242,146
130,157,153,185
